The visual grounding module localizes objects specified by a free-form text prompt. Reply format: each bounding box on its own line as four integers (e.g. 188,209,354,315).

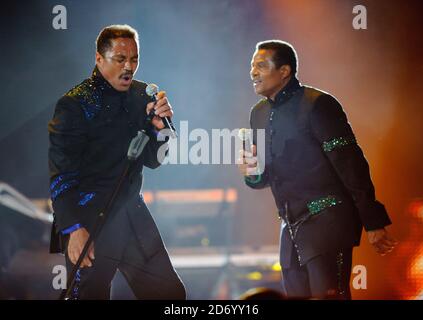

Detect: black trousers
64,231,186,300
282,247,353,300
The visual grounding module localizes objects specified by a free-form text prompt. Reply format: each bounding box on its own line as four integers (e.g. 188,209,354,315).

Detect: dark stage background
0,0,422,299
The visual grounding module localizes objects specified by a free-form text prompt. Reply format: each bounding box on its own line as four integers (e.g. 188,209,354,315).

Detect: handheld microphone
145,83,177,139
238,128,252,153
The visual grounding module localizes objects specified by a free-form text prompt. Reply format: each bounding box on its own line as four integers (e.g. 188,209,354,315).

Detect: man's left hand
146,91,173,130
367,228,398,256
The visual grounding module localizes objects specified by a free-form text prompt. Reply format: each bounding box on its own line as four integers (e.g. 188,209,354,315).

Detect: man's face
96,37,139,91
250,49,287,99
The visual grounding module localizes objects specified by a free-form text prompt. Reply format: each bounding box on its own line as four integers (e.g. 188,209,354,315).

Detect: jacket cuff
151,127,170,143
361,201,392,231
245,174,262,185
61,223,82,235
51,190,82,231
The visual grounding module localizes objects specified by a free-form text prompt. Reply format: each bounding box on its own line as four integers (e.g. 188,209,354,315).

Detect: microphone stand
59,130,151,300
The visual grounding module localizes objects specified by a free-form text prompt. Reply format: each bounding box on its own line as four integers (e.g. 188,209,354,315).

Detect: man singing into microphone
238,40,397,299
48,24,185,299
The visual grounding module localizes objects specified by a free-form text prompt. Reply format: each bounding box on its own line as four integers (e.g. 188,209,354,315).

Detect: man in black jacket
238,40,397,299
48,24,185,299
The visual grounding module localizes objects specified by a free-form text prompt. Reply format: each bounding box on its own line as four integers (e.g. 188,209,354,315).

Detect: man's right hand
238,144,259,176
68,227,95,268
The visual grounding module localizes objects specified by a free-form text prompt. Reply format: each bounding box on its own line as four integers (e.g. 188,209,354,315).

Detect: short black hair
96,24,139,56
256,40,298,75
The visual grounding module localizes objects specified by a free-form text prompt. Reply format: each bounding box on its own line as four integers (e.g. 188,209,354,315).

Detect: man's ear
279,65,292,79
95,52,103,66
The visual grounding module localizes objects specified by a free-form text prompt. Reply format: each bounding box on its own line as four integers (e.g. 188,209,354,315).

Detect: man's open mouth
120,74,133,85
253,79,262,86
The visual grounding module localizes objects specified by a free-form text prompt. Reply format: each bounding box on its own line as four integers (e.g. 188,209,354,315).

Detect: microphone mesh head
146,83,159,97
238,128,248,141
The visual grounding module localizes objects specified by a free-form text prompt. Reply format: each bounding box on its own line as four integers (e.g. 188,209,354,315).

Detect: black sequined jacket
48,67,167,254
245,77,392,267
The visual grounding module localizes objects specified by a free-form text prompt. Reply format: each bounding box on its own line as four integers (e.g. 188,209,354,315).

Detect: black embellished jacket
245,77,391,267
48,67,167,254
